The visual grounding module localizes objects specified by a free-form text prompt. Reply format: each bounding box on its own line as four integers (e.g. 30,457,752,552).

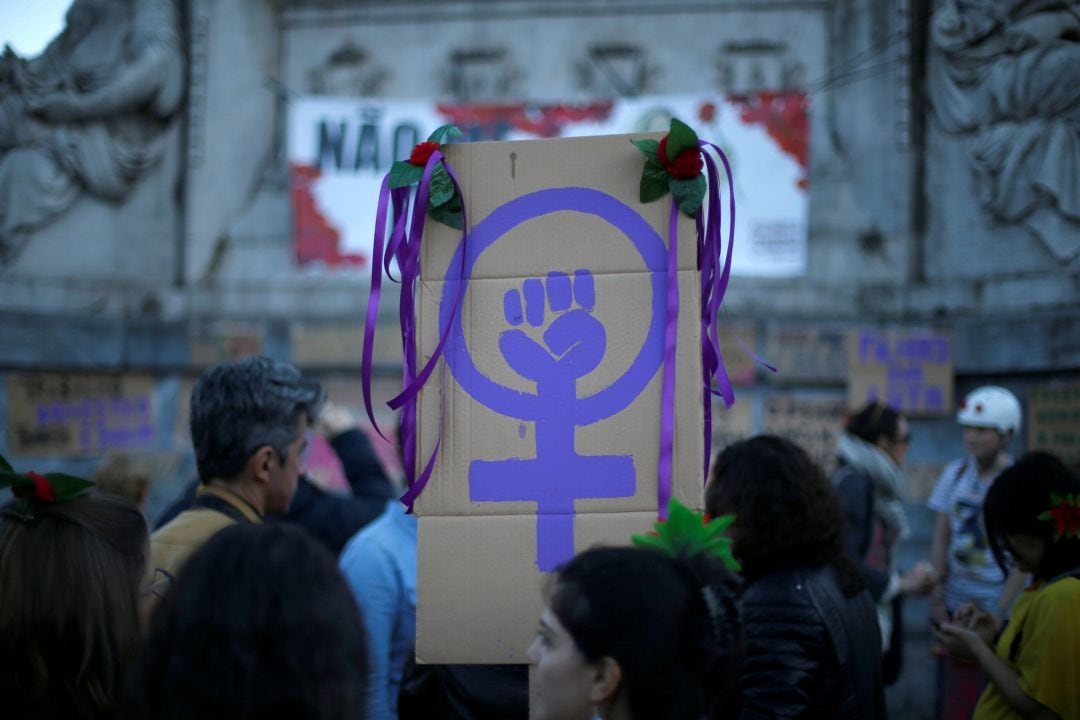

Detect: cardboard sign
766,323,848,383
190,321,263,366
762,394,846,475
413,134,704,663
1027,383,1080,464
847,328,953,416
6,373,157,456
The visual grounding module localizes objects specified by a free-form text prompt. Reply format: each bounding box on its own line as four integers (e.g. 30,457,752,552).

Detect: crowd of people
0,355,1077,720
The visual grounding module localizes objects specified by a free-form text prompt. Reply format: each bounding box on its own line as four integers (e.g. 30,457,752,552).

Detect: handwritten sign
6,373,157,456
847,328,953,416
1027,383,1080,464
763,394,846,475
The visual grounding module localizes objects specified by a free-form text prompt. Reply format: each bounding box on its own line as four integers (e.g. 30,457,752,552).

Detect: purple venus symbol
440,187,668,571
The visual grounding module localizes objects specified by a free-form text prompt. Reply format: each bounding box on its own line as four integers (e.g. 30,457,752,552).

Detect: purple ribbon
698,141,737,482
656,198,680,520
360,151,469,512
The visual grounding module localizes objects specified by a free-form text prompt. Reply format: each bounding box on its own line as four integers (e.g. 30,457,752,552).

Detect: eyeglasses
141,567,174,599
894,432,912,445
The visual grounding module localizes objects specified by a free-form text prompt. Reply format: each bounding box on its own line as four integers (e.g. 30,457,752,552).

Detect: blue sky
0,0,72,57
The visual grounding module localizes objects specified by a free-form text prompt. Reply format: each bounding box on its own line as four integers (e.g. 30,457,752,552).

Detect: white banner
288,94,808,277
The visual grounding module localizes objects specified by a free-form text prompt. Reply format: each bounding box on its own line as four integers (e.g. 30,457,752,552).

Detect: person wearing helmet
927,386,1030,720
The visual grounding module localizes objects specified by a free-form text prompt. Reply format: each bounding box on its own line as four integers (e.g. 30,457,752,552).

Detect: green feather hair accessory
0,452,95,522
632,497,741,572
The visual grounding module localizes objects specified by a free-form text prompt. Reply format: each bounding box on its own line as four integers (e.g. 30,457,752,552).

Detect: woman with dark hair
707,435,886,719
833,401,935,683
124,522,368,720
0,488,149,719
935,451,1080,720
528,541,741,720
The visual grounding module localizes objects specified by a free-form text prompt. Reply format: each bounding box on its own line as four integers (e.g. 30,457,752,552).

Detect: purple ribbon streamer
698,140,738,482
657,199,680,520
359,151,469,512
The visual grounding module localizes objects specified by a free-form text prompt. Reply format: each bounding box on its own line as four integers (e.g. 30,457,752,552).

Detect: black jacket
155,429,395,555
738,565,886,720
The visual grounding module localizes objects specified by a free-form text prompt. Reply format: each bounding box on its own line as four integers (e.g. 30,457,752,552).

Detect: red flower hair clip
0,453,94,522
1038,493,1080,542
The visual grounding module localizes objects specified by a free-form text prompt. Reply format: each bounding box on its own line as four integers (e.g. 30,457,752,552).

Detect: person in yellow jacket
935,451,1080,720
152,356,323,578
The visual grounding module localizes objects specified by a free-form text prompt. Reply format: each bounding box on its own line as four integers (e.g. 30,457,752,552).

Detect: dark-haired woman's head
0,493,148,719
707,435,857,590
845,401,911,466
124,523,367,720
529,545,740,720
984,451,1080,582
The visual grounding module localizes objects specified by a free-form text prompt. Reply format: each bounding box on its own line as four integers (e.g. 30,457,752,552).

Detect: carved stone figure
0,0,184,264
928,0,1079,263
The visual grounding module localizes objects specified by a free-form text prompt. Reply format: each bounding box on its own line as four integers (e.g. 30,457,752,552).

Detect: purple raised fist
500,269,606,383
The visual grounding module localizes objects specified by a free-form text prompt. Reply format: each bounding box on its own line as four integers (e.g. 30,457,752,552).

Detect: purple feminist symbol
441,188,668,572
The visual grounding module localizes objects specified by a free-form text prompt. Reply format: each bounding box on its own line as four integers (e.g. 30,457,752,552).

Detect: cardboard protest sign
6,372,157,457
1027,383,1080,464
411,134,705,663
847,328,953,416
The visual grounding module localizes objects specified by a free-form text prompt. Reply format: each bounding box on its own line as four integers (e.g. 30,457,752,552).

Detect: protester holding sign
928,386,1029,720
934,451,1080,720
708,435,886,719
833,401,936,684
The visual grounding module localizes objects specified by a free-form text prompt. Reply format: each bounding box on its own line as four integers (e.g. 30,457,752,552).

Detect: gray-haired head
190,356,324,484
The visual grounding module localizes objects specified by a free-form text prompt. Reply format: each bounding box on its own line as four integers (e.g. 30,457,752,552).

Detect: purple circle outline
440,187,667,423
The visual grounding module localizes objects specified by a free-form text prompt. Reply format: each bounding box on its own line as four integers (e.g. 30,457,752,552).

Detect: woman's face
527,607,597,720
877,416,911,466
1005,534,1045,574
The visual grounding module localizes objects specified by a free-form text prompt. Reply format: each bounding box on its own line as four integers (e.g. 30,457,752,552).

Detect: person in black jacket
707,435,887,720
155,403,394,555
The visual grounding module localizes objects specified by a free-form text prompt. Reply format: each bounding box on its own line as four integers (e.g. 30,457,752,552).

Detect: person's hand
317,401,357,439
954,603,1001,644
929,587,950,624
899,561,937,597
28,90,86,121
934,620,985,660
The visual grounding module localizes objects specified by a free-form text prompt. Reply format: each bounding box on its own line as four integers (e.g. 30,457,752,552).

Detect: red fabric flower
698,102,717,123
1047,502,1080,538
409,141,441,167
27,472,54,502
656,136,703,179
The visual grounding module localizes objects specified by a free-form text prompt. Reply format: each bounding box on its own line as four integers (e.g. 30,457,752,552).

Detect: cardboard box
413,133,704,663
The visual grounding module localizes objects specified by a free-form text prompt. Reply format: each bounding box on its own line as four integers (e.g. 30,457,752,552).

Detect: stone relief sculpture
928,0,1079,264
0,0,184,264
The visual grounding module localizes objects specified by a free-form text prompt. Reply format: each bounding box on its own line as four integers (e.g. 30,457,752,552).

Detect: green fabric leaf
0,453,13,473
670,175,706,216
666,118,700,161
631,498,741,571
429,194,463,230
632,138,660,158
1051,493,1063,506
428,125,463,144
388,160,424,189
640,158,670,204
428,163,456,208
45,473,96,498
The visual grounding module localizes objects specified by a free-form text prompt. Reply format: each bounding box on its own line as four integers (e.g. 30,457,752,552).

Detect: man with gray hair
152,356,324,578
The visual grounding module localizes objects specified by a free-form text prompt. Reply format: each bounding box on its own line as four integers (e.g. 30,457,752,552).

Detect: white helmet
957,386,1021,434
